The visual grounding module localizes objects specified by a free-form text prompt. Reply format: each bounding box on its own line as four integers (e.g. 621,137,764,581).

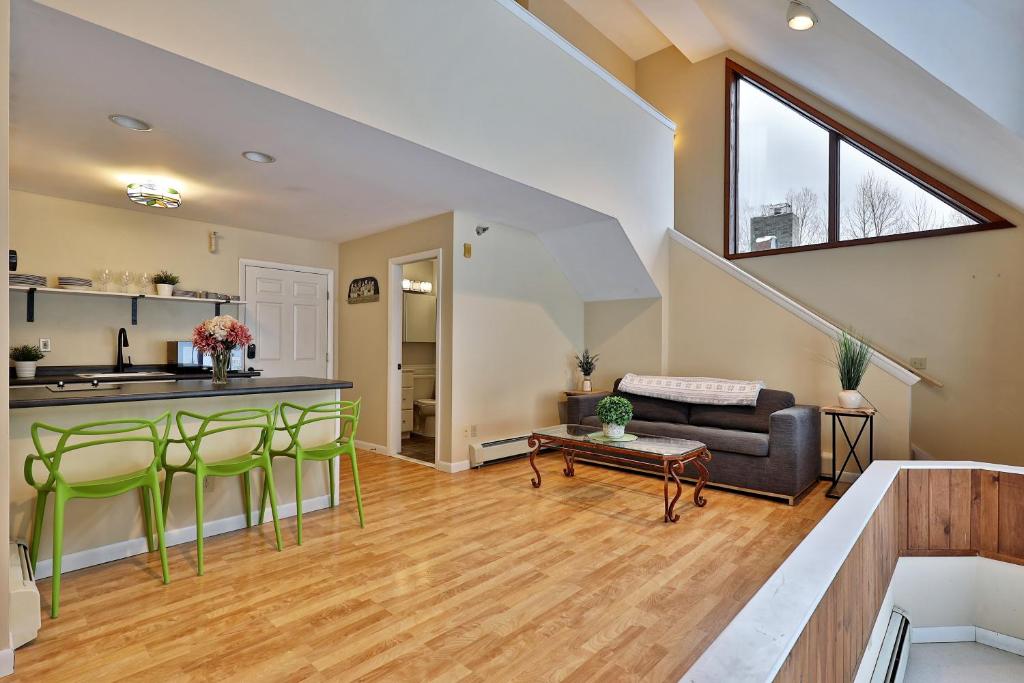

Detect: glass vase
211,350,231,385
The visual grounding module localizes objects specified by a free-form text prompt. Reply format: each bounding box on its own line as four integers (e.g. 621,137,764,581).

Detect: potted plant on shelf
153,270,180,297
192,315,253,385
596,395,633,439
833,329,872,408
575,348,599,392
11,344,45,379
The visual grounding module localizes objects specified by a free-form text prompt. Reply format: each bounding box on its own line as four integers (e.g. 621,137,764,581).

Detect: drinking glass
121,270,133,293
138,272,152,295
96,269,111,292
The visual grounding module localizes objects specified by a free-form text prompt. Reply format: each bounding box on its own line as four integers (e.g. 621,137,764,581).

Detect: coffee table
528,424,711,522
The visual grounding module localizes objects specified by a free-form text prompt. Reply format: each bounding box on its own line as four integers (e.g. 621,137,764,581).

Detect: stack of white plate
57,276,93,291
9,273,46,288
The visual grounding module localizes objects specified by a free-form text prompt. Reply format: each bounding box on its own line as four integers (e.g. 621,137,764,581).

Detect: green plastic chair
258,399,363,544
164,407,283,575
25,414,172,618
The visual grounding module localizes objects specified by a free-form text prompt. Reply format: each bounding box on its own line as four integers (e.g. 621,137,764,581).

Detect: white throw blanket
618,373,765,407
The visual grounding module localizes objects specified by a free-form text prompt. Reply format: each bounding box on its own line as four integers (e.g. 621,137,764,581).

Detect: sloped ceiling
570,0,1024,214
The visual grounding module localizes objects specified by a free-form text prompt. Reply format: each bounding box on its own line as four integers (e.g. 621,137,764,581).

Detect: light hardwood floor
11,451,833,682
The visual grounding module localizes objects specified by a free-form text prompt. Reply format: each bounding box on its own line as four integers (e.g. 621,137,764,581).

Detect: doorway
239,260,333,378
388,249,442,466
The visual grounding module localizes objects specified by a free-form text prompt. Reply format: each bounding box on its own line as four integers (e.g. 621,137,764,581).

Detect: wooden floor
11,451,833,682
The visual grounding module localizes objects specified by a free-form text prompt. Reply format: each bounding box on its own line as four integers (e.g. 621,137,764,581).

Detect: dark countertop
10,376,353,409
10,364,260,386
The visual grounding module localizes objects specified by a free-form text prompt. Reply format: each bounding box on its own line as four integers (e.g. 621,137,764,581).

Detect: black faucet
115,327,132,373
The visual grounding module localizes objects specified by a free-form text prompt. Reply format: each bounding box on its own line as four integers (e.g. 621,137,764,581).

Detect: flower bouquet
193,315,252,384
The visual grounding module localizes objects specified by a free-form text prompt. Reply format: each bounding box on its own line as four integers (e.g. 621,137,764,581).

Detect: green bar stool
259,399,363,544
25,413,172,618
164,407,283,575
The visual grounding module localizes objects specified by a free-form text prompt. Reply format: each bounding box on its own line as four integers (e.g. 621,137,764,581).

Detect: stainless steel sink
76,371,175,379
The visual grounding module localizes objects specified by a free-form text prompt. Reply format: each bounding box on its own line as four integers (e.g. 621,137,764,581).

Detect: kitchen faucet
115,327,132,373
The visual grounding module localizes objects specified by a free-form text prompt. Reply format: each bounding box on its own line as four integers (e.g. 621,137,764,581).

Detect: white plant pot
838,390,865,409
603,423,626,439
15,361,37,379
582,376,592,392
155,283,175,297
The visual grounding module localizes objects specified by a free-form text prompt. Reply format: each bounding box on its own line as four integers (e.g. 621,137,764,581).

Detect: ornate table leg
562,449,576,477
528,435,542,488
691,449,711,508
665,459,683,523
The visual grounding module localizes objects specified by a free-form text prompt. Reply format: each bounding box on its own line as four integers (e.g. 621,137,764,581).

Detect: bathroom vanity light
126,181,182,208
402,279,433,293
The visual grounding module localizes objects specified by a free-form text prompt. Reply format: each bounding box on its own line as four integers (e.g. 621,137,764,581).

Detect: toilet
413,398,436,438
412,371,436,438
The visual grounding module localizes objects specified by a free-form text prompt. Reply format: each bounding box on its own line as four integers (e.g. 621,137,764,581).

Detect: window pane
839,141,975,240
735,79,829,253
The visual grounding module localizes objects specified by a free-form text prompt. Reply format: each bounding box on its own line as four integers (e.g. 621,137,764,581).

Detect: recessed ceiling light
108,114,152,131
242,150,276,163
786,1,817,30
126,181,181,208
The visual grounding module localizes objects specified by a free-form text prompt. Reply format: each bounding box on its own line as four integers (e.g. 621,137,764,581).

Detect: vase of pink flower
192,315,252,385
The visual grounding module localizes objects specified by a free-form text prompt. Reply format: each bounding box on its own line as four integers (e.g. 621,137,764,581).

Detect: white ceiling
9,0,611,245
561,0,670,60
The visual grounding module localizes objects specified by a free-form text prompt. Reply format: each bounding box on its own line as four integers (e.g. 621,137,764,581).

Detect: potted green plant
11,344,45,379
833,329,872,408
596,395,633,439
153,270,180,297
575,348,599,392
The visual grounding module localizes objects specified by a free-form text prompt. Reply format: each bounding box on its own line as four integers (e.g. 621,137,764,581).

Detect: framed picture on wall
347,276,379,304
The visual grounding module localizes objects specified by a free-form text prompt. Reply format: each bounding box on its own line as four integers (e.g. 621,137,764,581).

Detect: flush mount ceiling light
126,181,182,208
108,114,152,131
786,1,817,30
242,150,276,163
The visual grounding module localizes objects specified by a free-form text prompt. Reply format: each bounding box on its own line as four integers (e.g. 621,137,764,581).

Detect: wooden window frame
724,59,1013,260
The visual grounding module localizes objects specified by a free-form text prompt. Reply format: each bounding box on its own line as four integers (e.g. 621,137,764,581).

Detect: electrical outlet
909,357,927,370
470,425,478,438
463,426,471,438
39,338,51,353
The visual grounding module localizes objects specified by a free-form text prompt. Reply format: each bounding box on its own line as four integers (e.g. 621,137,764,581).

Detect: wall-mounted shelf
9,286,245,325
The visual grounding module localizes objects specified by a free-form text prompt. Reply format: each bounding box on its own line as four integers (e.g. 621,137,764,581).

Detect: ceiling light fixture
242,150,276,163
786,1,817,30
126,181,182,208
108,114,152,131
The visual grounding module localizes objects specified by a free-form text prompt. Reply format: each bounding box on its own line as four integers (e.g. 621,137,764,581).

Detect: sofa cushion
689,389,795,434
612,378,689,424
578,417,769,457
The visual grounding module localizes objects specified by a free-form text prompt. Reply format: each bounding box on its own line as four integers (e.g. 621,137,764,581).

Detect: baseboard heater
469,435,541,467
9,541,41,649
871,608,911,683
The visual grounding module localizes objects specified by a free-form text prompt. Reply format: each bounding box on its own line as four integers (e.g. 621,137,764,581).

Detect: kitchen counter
10,376,353,408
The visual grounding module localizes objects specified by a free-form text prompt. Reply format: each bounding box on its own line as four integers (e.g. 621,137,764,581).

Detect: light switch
39,338,51,353
909,357,927,370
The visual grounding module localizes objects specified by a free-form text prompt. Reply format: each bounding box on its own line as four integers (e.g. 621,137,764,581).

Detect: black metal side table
823,405,875,499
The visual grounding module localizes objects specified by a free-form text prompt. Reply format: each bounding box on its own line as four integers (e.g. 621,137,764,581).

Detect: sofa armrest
567,392,607,425
768,405,821,494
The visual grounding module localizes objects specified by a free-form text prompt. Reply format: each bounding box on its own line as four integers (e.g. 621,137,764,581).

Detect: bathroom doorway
387,249,442,467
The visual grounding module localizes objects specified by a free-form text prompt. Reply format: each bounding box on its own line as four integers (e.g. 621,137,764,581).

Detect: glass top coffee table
528,425,712,523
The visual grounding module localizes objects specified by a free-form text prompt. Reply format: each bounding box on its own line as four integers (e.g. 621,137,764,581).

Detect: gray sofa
567,378,820,503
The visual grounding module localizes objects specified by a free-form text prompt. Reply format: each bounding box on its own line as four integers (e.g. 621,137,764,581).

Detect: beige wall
584,298,662,391
518,0,636,89
337,213,454,461
9,191,338,366
637,47,1024,465
450,213,584,461
669,238,911,460
0,0,11,658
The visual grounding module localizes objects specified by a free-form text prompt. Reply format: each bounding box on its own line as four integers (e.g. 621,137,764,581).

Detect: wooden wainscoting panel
897,469,908,554
997,473,1024,558
949,469,972,550
927,469,951,549
906,469,930,549
972,469,1000,553
774,482,899,682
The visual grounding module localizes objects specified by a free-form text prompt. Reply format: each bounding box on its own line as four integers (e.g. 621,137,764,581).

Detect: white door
243,265,330,378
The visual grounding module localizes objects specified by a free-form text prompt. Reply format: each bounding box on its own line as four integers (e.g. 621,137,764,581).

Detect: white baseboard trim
33,494,332,579
912,625,1024,657
912,625,977,643
355,439,393,455
976,627,1024,657
437,459,470,474
0,649,13,677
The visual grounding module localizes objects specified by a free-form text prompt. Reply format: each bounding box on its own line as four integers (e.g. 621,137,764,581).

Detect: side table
823,405,875,499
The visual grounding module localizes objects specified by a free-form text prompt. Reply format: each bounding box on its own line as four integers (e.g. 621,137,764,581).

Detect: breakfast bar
9,375,353,578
